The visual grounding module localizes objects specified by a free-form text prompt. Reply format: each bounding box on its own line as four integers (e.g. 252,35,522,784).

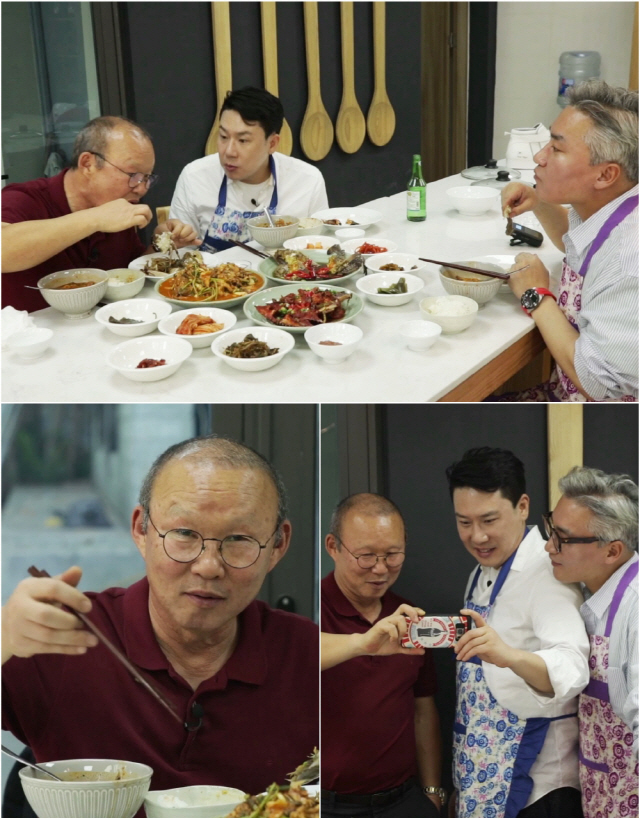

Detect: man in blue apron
545,466,638,818
170,88,328,251
446,448,589,817
497,80,638,402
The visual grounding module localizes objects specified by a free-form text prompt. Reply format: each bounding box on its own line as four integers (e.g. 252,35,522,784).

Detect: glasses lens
385,552,405,567
164,529,203,562
129,173,157,189
221,535,261,568
356,555,377,569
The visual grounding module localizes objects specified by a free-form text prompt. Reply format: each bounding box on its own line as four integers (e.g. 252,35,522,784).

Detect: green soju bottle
407,154,426,222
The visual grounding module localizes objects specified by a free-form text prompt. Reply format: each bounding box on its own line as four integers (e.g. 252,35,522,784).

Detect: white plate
129,249,219,281
311,207,383,231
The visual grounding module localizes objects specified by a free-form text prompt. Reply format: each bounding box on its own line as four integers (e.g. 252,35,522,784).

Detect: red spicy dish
255,288,352,327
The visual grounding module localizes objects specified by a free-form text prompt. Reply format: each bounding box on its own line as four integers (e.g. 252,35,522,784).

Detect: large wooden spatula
205,2,232,155
261,2,293,155
300,2,334,161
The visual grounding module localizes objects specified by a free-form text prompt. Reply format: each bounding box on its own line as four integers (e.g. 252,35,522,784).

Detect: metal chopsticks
228,239,272,259
27,566,182,725
418,257,526,281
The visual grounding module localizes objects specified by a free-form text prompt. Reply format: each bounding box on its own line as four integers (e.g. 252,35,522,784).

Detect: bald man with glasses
321,493,443,818
2,115,198,312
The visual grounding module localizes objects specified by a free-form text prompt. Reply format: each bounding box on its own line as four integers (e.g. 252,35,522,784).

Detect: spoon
1,745,62,780
367,3,396,146
335,2,366,154
262,206,275,228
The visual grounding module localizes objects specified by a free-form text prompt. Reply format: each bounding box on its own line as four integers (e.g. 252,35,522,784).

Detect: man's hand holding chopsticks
1,566,99,664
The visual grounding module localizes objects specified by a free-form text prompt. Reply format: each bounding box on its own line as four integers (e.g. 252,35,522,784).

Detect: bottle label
407,190,422,212
401,615,472,648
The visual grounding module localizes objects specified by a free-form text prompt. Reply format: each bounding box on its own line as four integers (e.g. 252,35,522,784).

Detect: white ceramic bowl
304,322,364,363
365,253,428,276
439,261,503,305
246,215,300,247
95,299,173,337
144,785,246,818
340,237,398,257
446,185,500,215
335,227,366,241
419,295,479,333
107,336,193,381
312,207,382,231
104,268,145,300
37,269,109,318
158,307,237,348
399,319,442,351
7,327,53,358
211,326,295,372
282,234,338,252
356,272,424,306
296,217,324,236
19,758,153,819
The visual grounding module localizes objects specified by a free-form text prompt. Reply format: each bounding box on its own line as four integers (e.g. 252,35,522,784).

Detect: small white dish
365,253,427,276
304,322,363,363
335,227,365,241
7,327,53,358
419,295,478,333
144,785,246,818
446,185,499,215
399,320,442,351
211,326,295,372
104,268,145,301
158,308,236,348
340,237,398,257
356,272,424,306
296,217,324,236
312,207,382,231
282,235,338,252
107,336,192,381
95,299,172,337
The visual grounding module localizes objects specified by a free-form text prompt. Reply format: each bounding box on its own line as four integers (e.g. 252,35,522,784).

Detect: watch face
521,289,541,311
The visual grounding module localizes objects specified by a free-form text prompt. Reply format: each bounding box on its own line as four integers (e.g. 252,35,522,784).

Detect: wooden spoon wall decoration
300,1,334,161
335,2,366,153
261,2,293,156
367,2,396,146
205,2,232,155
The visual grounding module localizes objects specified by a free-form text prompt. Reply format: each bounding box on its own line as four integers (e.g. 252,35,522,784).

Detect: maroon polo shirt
1,169,145,312
2,577,318,813
321,571,437,794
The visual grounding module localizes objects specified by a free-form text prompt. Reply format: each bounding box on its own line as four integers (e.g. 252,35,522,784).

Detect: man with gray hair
2,435,318,796
2,115,199,312
499,80,638,402
544,466,638,816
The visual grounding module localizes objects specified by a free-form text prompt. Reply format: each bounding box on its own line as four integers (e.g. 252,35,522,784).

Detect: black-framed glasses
542,512,604,552
148,515,279,568
90,151,158,189
335,536,405,569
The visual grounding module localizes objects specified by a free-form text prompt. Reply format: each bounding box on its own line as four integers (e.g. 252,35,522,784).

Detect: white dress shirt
463,526,590,806
563,184,639,400
169,151,329,239
580,551,638,757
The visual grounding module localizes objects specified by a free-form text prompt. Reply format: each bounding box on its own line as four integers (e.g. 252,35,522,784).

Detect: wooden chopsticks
28,566,183,725
419,257,516,281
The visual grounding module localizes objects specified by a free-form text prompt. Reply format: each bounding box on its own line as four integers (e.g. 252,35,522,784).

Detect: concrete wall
493,2,636,159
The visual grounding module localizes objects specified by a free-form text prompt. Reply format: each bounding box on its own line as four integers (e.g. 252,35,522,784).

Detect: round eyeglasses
147,515,279,568
542,512,604,553
335,536,405,569
90,151,158,190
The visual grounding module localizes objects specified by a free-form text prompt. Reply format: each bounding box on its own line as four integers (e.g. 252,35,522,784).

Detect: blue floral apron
453,545,576,817
199,155,279,252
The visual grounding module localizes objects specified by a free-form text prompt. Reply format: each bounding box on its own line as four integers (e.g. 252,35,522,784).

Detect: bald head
70,116,153,168
138,436,288,533
329,493,405,544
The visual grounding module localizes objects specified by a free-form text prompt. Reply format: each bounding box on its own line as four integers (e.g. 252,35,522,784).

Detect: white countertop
2,173,563,403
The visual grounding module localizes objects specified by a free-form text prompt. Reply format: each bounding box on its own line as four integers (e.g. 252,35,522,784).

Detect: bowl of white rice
419,295,478,333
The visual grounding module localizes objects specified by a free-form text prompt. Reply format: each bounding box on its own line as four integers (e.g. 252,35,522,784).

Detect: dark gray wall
120,1,422,234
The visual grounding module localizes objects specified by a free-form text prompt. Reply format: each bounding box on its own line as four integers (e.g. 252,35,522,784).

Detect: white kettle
504,124,551,169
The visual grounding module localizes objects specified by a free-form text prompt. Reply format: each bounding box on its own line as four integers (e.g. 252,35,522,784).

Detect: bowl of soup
19,758,153,818
37,269,109,318
246,215,300,248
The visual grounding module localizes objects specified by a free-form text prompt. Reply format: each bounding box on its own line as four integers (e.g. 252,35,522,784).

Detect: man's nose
544,535,559,554
370,557,388,574
191,544,226,576
225,139,238,156
471,524,488,544
534,142,549,165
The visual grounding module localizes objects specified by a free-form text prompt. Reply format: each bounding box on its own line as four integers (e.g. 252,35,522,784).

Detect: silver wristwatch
423,785,447,802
